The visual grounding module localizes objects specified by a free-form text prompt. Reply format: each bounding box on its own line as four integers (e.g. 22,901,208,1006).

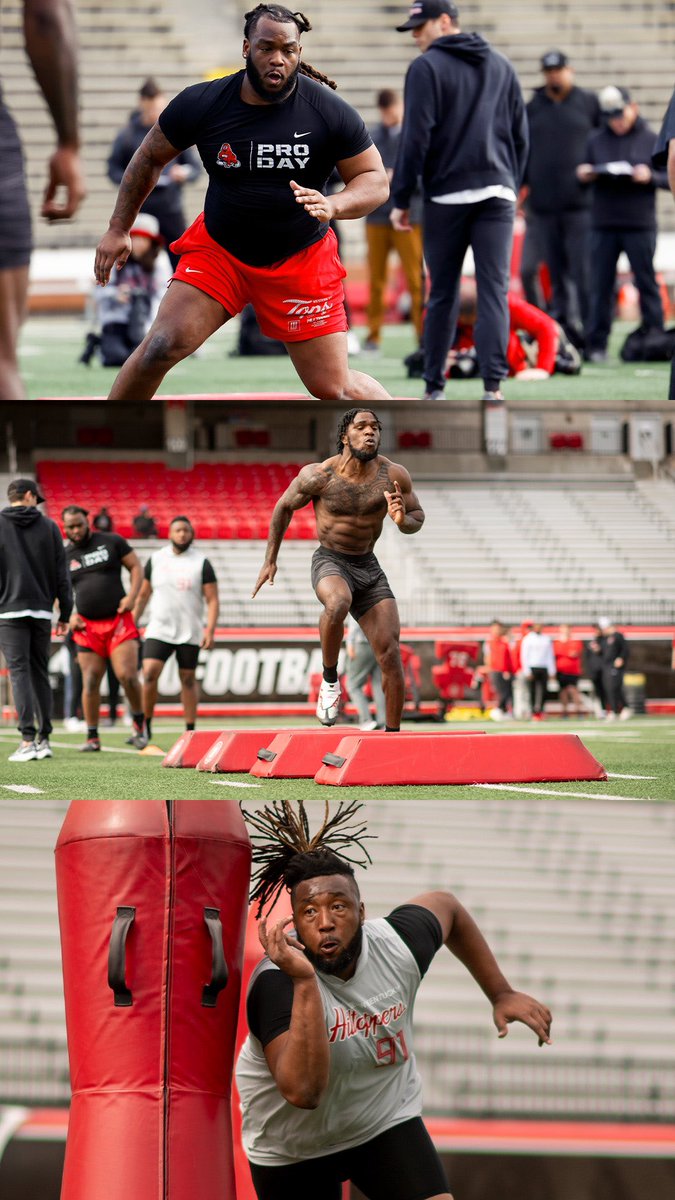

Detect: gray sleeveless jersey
236,917,424,1165
143,544,211,645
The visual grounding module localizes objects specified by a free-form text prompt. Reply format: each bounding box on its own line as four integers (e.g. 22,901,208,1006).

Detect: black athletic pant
0,617,53,740
537,208,591,339
587,227,663,353
490,670,513,711
528,666,550,716
603,666,627,715
422,196,514,393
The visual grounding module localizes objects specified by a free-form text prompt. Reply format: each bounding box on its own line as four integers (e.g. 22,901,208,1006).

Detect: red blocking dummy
55,800,251,1200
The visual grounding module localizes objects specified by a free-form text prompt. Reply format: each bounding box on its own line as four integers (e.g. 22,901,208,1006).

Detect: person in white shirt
520,621,556,720
132,516,218,739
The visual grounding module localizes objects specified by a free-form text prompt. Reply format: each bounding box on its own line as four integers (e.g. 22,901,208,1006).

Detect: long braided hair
241,799,374,916
244,4,337,89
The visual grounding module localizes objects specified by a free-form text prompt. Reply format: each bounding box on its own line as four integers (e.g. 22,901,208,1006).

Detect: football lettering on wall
155,646,329,699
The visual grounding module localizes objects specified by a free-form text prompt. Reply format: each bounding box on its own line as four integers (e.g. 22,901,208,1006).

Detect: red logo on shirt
216,143,240,168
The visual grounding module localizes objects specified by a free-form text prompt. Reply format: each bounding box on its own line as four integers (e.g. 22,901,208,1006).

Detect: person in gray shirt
237,800,552,1200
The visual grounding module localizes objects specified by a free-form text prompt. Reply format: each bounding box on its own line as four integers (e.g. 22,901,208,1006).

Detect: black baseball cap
540,49,569,70
7,477,45,504
396,0,458,32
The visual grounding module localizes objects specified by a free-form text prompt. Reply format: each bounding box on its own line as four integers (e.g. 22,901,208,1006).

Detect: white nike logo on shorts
294,131,311,138
184,267,202,273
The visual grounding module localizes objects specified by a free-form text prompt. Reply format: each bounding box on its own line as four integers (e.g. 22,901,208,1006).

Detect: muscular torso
313,458,393,553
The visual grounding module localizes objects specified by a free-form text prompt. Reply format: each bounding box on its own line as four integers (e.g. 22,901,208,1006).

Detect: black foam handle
108,906,136,1007
202,907,229,1007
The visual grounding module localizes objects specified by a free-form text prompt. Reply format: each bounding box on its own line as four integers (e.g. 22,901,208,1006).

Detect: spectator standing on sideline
92,506,114,532
0,479,72,761
553,623,584,717
107,78,200,271
652,86,675,400
511,618,533,720
522,51,600,349
94,5,390,406
132,516,219,741
252,409,425,732
132,505,158,538
578,86,668,363
520,621,556,720
584,624,607,718
484,620,513,721
236,800,552,1200
62,506,148,752
0,0,85,400
363,89,424,354
391,0,528,457
90,213,166,367
600,618,630,721
345,615,386,730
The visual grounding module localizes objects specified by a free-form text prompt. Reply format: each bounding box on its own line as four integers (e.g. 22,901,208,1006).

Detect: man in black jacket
0,479,72,761
522,51,600,350
598,618,630,720
107,78,201,271
578,86,669,362
391,0,527,457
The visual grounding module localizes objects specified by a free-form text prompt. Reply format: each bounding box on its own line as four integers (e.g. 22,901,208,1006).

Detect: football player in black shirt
94,4,390,406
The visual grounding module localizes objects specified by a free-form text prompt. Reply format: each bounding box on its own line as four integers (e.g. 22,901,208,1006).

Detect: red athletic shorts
170,215,348,342
72,611,139,659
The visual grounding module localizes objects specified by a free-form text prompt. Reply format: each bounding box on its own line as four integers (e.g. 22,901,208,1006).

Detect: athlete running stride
253,408,424,730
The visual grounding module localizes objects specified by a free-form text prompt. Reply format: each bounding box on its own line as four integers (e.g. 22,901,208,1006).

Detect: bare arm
23,0,85,219
290,146,389,223
94,125,181,284
201,581,219,649
252,465,327,596
409,891,552,1046
259,915,330,1108
118,551,143,612
384,466,425,535
131,577,152,625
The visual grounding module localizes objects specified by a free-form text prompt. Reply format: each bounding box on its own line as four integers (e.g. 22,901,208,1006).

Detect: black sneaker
130,725,149,750
79,737,101,752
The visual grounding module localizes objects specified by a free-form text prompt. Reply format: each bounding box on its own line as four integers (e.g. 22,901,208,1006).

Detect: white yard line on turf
1,784,45,794
211,779,262,788
608,773,657,780
475,783,656,802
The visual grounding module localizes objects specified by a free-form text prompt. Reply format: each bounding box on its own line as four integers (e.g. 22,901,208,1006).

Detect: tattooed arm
384,465,425,535
94,124,181,285
252,465,328,597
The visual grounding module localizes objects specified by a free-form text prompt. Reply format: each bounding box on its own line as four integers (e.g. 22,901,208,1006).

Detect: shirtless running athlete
252,408,425,729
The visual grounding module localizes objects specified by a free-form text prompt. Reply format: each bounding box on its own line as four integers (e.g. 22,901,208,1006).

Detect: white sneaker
606,711,617,722
359,720,378,731
316,679,341,725
489,707,503,721
619,707,633,721
346,331,361,356
64,716,86,732
35,739,53,760
8,741,38,762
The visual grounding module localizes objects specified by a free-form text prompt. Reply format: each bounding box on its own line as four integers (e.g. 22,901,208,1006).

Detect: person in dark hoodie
107,78,201,270
0,479,72,762
578,86,669,362
390,0,528,457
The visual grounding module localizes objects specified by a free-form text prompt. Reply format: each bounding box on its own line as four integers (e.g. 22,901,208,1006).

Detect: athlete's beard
347,436,379,463
171,537,193,554
245,55,299,103
302,924,363,977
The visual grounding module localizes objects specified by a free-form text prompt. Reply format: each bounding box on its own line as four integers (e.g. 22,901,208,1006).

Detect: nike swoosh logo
184,267,202,274
294,131,311,138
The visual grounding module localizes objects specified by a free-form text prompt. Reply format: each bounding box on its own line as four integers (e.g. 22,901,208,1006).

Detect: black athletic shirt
247,903,443,1048
158,71,372,266
66,532,133,620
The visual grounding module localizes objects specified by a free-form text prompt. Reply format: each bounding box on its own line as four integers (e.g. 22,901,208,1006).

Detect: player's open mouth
320,940,340,954
266,72,283,83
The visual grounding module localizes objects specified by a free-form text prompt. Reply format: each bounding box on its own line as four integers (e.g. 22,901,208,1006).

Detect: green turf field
19,314,671,403
1,716,673,802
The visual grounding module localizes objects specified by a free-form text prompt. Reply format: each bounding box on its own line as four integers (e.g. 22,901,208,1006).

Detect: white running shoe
35,739,53,759
9,741,38,762
316,679,341,725
619,707,633,721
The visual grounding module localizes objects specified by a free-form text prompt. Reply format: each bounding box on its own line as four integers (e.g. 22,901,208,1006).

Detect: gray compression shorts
311,546,395,621
0,99,32,270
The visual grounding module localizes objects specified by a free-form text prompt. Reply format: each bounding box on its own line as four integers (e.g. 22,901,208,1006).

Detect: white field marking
608,773,657,780
211,779,262,788
474,784,656,802
0,735,144,757
1,784,45,794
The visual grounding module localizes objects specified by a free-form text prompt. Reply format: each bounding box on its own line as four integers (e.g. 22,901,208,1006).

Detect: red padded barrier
313,732,607,786
55,801,251,1200
249,728,485,778
196,729,282,772
162,729,222,767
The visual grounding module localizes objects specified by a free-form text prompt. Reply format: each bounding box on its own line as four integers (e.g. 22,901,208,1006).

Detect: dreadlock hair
336,408,382,454
241,799,374,917
61,504,89,520
243,4,337,89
